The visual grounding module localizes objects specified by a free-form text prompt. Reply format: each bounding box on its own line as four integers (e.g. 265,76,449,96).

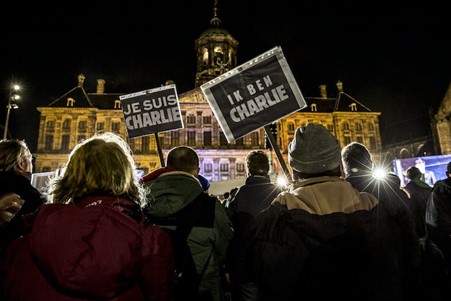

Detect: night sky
1,0,449,152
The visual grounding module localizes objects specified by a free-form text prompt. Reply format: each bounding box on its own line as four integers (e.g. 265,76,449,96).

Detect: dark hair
341,142,373,176
246,150,270,176
166,146,199,173
406,166,422,180
447,162,451,173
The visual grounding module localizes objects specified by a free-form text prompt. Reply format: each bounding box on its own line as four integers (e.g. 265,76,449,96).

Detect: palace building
34,2,382,184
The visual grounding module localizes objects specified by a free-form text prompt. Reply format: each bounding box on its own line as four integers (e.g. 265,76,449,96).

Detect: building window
220,132,228,146
187,131,196,146
356,136,363,144
220,163,229,172
203,131,212,146
66,97,75,107
141,136,150,152
204,163,213,172
203,116,211,124
310,103,317,112
368,123,374,131
342,122,350,131
46,120,55,129
369,136,376,149
97,122,105,131
344,136,351,145
202,48,209,65
327,124,334,132
78,121,86,129
61,135,70,151
62,119,71,130
45,135,53,151
355,123,362,131
187,115,196,124
235,137,244,146
78,135,86,142
287,123,295,133
250,132,259,146
236,163,245,172
112,122,120,132
171,131,180,146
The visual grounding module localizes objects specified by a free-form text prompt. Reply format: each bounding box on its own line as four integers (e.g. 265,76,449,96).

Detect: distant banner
393,154,451,187
201,46,307,142
119,84,183,139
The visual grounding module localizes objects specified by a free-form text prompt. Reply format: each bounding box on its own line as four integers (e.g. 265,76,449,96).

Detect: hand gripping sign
201,46,307,143
119,84,184,139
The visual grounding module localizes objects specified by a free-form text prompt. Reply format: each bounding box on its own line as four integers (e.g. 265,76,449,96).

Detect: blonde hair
47,132,146,206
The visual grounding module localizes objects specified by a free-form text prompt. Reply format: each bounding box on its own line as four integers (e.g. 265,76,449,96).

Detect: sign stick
154,133,165,167
264,125,291,180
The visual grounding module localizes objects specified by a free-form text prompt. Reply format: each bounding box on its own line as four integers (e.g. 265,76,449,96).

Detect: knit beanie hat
288,123,341,174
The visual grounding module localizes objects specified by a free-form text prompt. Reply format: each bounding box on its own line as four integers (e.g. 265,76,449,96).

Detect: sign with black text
119,84,183,139
201,46,307,142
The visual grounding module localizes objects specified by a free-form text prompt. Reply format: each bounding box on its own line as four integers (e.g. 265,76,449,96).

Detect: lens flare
276,175,288,187
372,167,387,180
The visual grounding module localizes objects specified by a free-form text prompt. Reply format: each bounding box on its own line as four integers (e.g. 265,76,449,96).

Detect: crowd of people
0,124,450,301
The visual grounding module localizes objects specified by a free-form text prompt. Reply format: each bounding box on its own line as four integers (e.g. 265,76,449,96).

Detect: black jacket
240,176,422,301
0,171,45,253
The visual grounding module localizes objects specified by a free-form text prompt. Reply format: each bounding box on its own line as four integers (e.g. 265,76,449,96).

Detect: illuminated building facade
432,82,451,155
34,2,382,182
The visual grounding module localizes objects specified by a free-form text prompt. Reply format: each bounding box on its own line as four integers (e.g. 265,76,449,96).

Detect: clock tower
194,0,239,88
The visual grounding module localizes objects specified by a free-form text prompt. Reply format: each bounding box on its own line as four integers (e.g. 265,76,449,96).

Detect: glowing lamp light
3,83,21,140
372,167,387,180
276,175,288,187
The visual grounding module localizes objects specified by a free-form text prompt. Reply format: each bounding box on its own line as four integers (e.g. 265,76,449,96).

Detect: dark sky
1,0,449,152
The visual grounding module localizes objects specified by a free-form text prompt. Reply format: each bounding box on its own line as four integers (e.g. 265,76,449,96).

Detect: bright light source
373,167,387,180
276,175,288,187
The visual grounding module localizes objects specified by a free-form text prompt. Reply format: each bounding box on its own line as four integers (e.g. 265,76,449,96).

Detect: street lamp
3,84,20,140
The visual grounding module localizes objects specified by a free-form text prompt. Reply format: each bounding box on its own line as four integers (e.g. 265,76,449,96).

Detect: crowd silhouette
1,125,450,301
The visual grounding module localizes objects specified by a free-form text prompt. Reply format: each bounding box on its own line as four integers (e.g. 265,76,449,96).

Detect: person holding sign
142,146,233,301
236,123,423,301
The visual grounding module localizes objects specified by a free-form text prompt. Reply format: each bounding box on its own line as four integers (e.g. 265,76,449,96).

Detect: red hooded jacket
0,194,175,301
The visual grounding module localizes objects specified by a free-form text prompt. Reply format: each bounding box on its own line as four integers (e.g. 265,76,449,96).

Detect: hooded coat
238,176,423,301
142,168,234,301
0,195,175,301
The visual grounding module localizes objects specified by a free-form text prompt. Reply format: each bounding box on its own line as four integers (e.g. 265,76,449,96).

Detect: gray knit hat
288,123,341,174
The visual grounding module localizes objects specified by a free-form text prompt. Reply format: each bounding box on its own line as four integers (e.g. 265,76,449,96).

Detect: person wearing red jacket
0,132,175,301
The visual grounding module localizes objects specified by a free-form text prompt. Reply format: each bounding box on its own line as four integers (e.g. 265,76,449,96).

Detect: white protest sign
201,46,307,142
119,84,184,139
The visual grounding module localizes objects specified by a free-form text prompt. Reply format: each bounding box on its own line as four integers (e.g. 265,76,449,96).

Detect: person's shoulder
229,187,239,196
432,178,451,193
